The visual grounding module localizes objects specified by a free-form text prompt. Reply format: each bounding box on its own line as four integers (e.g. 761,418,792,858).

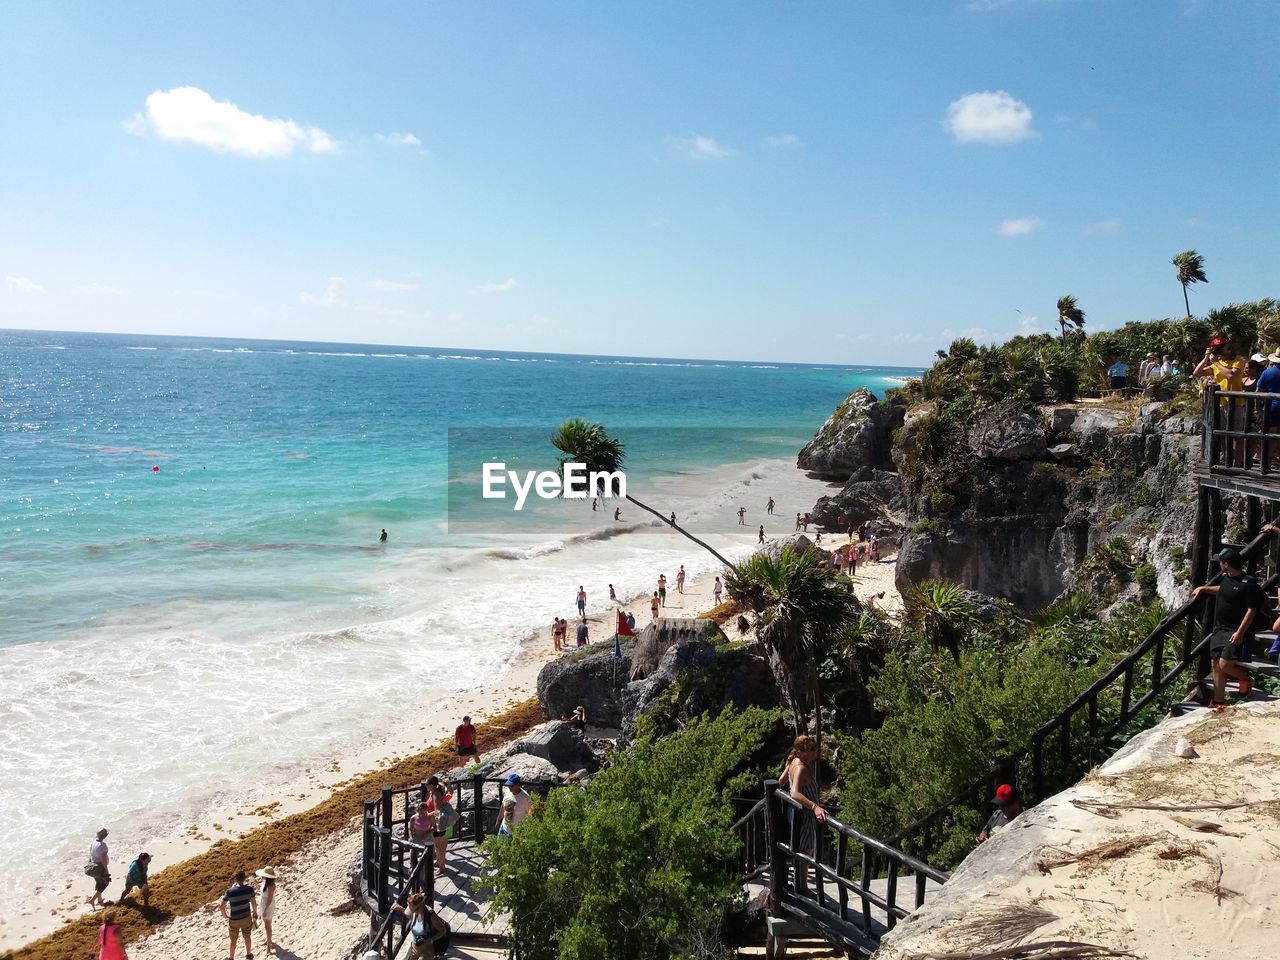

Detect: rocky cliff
801,389,1203,610
797,387,908,529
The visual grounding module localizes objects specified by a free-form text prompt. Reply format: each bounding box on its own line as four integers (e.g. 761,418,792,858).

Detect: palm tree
1172,249,1208,317
1056,295,1086,338
903,582,981,662
724,546,860,762
551,418,736,569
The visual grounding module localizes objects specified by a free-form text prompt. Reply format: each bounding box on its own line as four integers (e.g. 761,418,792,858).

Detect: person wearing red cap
977,784,1023,843
1194,337,1246,394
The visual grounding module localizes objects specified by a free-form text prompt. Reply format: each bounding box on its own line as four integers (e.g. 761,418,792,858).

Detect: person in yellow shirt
1194,337,1248,465
1193,336,1245,391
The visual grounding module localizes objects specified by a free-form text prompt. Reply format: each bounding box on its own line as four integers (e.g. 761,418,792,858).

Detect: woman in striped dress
782,734,827,895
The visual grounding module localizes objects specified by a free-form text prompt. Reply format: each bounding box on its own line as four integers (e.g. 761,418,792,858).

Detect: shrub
486,707,781,960
1134,562,1158,599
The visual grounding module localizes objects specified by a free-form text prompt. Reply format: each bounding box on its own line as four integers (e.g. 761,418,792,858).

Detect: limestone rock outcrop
798,388,906,481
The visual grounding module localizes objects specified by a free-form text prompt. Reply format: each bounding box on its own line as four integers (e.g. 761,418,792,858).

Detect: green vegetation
485,707,781,960
725,545,860,759
835,594,1165,866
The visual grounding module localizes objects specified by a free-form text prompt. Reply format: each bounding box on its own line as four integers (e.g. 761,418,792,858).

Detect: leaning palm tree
1056,295,1086,338
725,545,860,763
1172,249,1208,317
551,418,736,569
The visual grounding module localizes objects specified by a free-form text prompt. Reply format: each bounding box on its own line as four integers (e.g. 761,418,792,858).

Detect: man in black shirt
1191,548,1263,706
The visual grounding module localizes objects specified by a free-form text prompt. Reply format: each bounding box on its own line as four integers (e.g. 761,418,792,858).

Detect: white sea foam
0,455,830,926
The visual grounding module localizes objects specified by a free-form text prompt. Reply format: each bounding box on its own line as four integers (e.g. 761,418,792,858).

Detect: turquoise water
0,328,917,927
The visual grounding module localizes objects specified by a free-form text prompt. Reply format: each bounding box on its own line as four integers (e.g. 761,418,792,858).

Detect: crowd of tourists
85,824,282,960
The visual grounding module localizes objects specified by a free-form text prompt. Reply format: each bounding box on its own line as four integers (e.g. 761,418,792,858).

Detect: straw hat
255,866,279,880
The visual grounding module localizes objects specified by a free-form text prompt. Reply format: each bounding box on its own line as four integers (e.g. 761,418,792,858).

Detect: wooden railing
760,779,949,955
361,774,562,957
1205,387,1280,479
731,796,769,883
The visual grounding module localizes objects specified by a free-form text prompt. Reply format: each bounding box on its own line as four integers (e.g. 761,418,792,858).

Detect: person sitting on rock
562,706,586,732
977,784,1023,843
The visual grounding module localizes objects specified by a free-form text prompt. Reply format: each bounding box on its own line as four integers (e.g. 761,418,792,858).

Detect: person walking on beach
650,592,660,620
551,617,563,652
676,565,686,593
767,497,775,515
119,852,151,906
670,511,677,525
220,870,258,960
497,774,532,836
256,867,279,956
713,576,723,605
380,528,388,543
657,574,667,606
86,828,110,908
758,524,765,544
608,583,617,603
613,506,621,521
455,716,477,756
795,512,802,531
576,618,589,647
737,507,746,525
592,498,598,512
576,586,587,617
392,891,450,959
97,908,127,960
802,513,810,532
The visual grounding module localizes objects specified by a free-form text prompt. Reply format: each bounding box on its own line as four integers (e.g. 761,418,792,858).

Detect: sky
0,0,1277,365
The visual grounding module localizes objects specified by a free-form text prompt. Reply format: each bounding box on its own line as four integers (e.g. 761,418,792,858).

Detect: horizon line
0,326,927,372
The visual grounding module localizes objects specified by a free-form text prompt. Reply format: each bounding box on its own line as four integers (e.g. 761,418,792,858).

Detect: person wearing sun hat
977,784,1023,843
256,866,279,957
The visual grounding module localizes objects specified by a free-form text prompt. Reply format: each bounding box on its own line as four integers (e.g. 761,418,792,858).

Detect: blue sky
1,0,1276,365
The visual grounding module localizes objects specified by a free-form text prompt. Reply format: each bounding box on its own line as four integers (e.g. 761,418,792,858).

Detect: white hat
1252,353,1268,363
255,866,279,880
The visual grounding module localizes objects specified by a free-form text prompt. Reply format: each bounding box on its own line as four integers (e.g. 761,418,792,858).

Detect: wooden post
473,775,486,843
362,799,375,899
764,779,787,909
1206,387,1218,468
377,826,391,916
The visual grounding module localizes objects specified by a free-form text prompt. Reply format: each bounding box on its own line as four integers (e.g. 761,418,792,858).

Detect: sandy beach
16,518,903,959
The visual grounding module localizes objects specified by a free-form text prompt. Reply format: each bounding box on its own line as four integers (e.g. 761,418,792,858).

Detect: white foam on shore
0,456,830,941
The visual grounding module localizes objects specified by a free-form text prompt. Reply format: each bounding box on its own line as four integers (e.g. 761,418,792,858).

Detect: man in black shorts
1191,548,1263,706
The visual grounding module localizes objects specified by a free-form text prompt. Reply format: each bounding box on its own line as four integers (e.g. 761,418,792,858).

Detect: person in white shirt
497,774,532,836
87,827,110,907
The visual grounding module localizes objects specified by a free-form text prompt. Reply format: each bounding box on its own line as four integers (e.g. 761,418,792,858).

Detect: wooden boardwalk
435,841,509,940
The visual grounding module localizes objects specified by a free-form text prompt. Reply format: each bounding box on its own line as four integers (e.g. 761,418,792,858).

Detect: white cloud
378,132,422,147
762,133,801,150
369,278,418,292
140,86,339,158
6,276,42,294
671,135,738,160
1017,314,1041,335
121,113,147,135
1084,218,1123,235
300,277,344,307
470,278,518,295
85,283,125,296
945,91,1036,144
997,217,1043,236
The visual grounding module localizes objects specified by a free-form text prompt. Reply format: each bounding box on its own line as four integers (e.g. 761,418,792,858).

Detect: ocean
0,328,917,934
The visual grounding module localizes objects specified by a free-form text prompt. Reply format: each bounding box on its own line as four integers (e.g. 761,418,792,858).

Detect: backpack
436,800,459,830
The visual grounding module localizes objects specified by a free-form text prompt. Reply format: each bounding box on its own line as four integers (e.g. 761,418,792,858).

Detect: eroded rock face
809,467,907,530
798,388,906,481
630,618,724,681
537,642,634,727
896,401,1200,610
967,410,1047,462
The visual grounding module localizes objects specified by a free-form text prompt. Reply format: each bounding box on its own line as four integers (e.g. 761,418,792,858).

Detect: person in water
380,528,388,543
